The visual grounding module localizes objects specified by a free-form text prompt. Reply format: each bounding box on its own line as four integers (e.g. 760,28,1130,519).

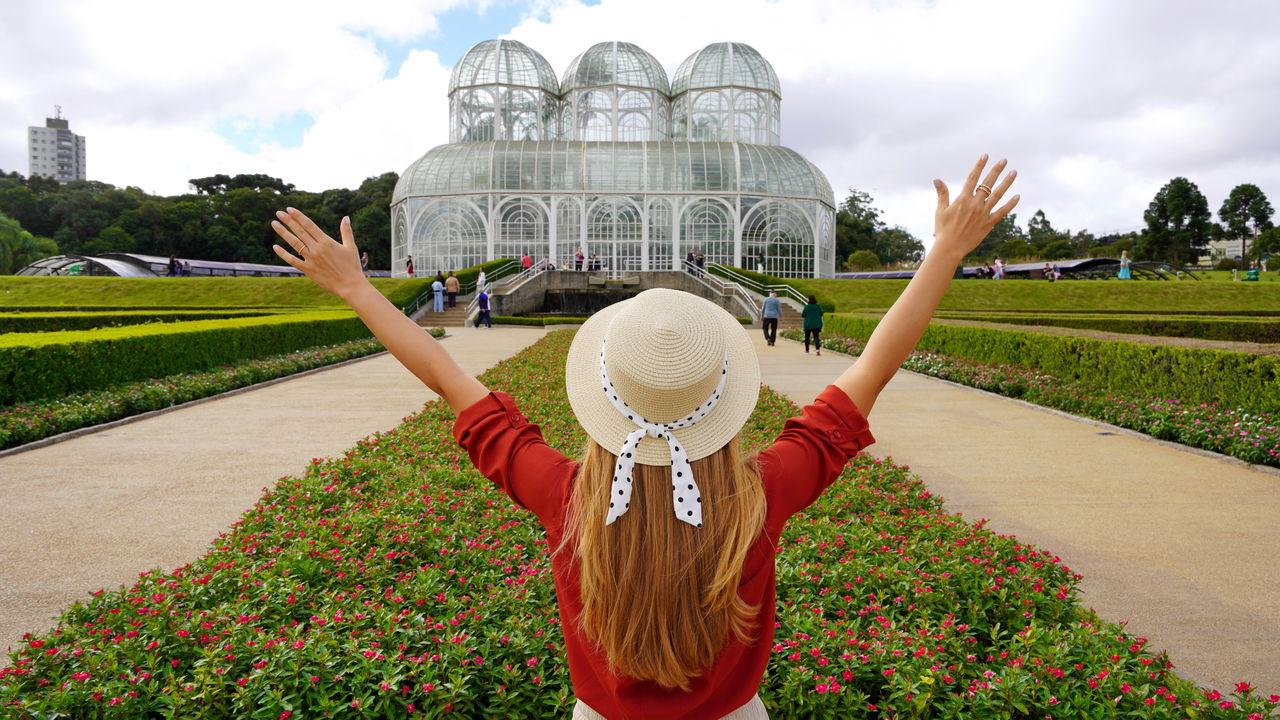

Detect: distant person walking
993,257,1004,279
756,251,765,273
360,251,369,276
522,253,532,271
685,249,696,274
760,290,781,347
431,276,444,312
477,269,487,292
406,257,414,278
1118,250,1131,280
167,255,178,277
445,271,460,308
475,289,492,328
575,247,585,271
801,295,824,355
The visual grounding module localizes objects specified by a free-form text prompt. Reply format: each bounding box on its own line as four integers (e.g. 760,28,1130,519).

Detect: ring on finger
976,184,993,197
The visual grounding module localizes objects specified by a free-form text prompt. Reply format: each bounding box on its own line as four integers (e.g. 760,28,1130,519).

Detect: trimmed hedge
0,276,425,309
826,314,1280,415
0,311,371,405
933,312,1280,344
492,316,588,326
0,310,279,334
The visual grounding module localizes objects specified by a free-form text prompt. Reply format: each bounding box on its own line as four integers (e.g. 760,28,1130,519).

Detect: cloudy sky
2,0,1277,247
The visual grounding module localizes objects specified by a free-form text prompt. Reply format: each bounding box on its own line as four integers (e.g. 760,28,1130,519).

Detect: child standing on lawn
270,155,1017,720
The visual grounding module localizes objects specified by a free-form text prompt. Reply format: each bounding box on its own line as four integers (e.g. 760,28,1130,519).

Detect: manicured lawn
3,331,1274,718
0,276,431,309
794,277,1280,313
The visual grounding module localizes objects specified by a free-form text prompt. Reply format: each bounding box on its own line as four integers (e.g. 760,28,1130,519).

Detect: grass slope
0,277,431,309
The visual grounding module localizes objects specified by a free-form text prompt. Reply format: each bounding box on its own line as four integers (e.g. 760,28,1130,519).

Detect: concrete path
0,326,547,655
757,331,1280,697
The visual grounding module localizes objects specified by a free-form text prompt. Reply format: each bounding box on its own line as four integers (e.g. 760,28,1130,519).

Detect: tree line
0,170,398,272
837,179,1277,270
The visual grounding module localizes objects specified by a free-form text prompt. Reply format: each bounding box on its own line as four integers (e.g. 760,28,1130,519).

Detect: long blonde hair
559,437,766,690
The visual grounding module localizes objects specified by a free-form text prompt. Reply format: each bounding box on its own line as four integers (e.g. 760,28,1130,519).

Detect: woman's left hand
271,208,368,301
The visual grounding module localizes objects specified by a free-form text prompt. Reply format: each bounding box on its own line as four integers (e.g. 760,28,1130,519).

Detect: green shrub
0,311,371,405
825,314,1280,414
845,250,880,271
0,310,278,334
934,312,1280,343
1216,257,1241,271
491,316,588,326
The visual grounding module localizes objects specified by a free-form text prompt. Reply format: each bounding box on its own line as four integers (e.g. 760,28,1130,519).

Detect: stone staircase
415,299,473,328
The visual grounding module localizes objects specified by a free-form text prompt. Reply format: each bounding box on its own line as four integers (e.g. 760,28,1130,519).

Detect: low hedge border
932,312,1280,344
787,327,1279,468
0,311,372,405
825,314,1280,415
491,316,588,326
0,310,282,334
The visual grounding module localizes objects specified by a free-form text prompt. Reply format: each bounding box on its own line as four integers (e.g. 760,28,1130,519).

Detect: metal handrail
682,261,761,322
461,259,549,323
404,260,525,317
706,262,809,306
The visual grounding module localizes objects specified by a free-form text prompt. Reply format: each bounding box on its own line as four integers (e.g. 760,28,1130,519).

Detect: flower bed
2,330,1274,718
785,329,1280,469
0,328,437,451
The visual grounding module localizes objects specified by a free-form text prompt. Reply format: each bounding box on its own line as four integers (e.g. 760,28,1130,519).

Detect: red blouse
452,385,874,720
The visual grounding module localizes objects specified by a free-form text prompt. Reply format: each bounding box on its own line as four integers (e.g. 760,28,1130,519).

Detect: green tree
998,238,1035,260
1,213,57,274
1251,226,1280,263
845,249,880,271
352,205,391,269
1138,177,1212,266
834,189,881,262
1026,209,1056,247
1038,238,1073,260
82,226,135,256
970,213,1024,260
1218,183,1275,259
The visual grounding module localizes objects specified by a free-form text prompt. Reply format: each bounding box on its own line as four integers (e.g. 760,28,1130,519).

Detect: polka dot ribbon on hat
599,343,729,529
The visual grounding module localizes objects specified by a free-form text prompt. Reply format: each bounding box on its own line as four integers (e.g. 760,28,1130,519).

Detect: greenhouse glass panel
496,197,549,263
681,197,734,268
647,197,674,270
587,197,643,273
742,199,813,278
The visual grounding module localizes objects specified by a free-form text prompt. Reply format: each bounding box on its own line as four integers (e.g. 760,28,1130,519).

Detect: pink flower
1236,682,1251,694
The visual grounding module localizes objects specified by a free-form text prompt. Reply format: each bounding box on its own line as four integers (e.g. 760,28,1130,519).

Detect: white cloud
4,0,1279,252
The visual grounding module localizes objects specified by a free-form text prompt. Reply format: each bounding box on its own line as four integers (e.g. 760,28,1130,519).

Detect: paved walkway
757,331,1279,697
3,325,1277,699
0,327,548,655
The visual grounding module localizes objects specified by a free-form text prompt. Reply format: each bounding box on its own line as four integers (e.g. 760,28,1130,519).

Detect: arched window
411,200,488,274
496,197,549,265
647,198,674,270
588,197,643,272
681,198,734,268
689,92,728,142
742,200,814,278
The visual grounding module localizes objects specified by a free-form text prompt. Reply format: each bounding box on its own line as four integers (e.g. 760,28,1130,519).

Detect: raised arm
271,208,489,414
834,155,1018,416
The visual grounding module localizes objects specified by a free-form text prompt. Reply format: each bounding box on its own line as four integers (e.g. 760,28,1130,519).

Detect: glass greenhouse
394,40,836,278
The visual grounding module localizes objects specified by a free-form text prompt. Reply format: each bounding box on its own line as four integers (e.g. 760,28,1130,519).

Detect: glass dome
561,42,671,94
448,39,559,95
560,42,672,142
671,42,780,97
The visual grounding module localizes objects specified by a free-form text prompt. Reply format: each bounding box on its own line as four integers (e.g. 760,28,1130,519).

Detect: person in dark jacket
801,295,824,355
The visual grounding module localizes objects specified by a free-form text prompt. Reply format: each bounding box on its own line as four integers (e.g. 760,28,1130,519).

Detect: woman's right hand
271,208,370,301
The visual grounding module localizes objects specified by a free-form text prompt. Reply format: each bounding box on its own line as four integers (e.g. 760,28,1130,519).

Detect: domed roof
394,141,832,207
671,42,780,97
449,39,559,95
561,41,671,95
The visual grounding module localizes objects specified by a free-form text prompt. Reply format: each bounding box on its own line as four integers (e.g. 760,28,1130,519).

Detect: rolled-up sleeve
452,392,578,527
759,385,875,524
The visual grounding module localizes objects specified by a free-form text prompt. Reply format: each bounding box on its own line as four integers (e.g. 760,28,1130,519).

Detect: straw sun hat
565,288,761,469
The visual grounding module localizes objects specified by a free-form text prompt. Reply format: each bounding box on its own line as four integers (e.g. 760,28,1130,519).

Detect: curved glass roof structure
672,42,780,97
449,39,559,95
394,141,832,205
562,42,671,94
